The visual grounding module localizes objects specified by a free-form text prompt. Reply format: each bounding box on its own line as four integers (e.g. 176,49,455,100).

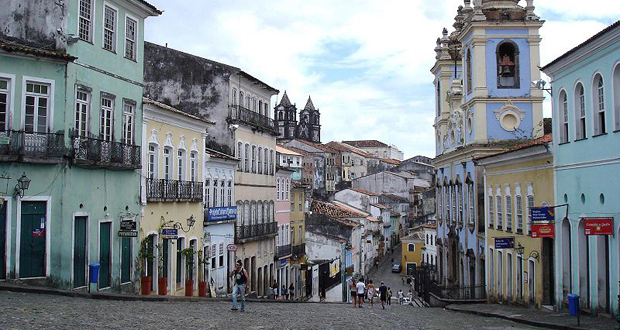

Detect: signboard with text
494,237,515,249
120,220,136,231
530,207,555,222
206,206,237,222
531,223,555,238
118,230,137,237
161,228,179,239
584,218,613,236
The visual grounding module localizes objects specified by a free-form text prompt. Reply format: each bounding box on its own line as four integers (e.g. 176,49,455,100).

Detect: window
259,100,263,116
298,193,302,211
277,178,281,201
593,74,606,135
148,144,157,179
163,148,172,180
497,42,519,88
75,89,89,137
190,152,197,181
614,65,620,131
0,78,9,132
285,179,290,201
177,149,185,180
526,195,534,234
496,193,503,229
408,244,415,252
559,91,569,143
264,148,269,174
220,180,225,207
237,142,243,171
239,92,244,107
575,83,586,140
258,147,263,174
232,88,237,106
468,184,474,225
124,16,137,60
100,95,113,141
291,192,295,211
205,179,211,208
456,185,462,225
451,186,456,225
516,195,523,233
103,5,117,52
437,187,442,220
122,100,135,144
251,146,256,173
505,193,512,232
78,0,93,42
227,181,232,206
244,144,249,172
270,150,274,175
488,194,494,228
213,180,218,207
219,243,224,268
211,244,216,269
24,81,50,133
466,49,472,94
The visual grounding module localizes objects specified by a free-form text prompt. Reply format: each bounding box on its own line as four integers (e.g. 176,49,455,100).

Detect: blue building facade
542,20,620,316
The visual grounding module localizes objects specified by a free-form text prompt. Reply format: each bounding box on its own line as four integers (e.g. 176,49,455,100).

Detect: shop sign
494,237,514,249
207,206,237,222
161,228,179,239
279,259,287,267
530,207,554,222
584,218,613,236
120,220,136,231
227,244,237,251
118,230,137,237
531,223,555,238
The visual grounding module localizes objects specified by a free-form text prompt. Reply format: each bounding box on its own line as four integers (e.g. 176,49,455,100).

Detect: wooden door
20,201,46,278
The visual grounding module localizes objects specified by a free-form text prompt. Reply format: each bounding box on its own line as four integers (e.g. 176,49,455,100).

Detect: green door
20,201,46,278
176,238,182,284
120,237,131,283
73,216,87,287
0,200,6,279
99,222,111,288
406,263,417,275
162,239,169,278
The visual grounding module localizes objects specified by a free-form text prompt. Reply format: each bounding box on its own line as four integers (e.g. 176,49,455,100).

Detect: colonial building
0,0,160,291
282,139,336,198
542,20,620,316
275,166,293,297
432,0,544,299
342,140,404,161
141,99,209,295
324,141,373,184
400,232,424,275
275,92,321,143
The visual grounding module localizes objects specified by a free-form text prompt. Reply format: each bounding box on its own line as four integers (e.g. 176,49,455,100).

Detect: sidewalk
446,303,619,330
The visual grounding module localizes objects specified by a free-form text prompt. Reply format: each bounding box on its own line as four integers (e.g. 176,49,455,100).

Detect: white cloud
144,0,614,158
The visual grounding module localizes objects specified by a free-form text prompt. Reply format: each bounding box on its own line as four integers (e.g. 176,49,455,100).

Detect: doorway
120,237,131,284
20,201,47,278
99,222,112,289
542,237,555,305
528,259,535,305
73,216,88,288
0,200,6,279
596,236,610,313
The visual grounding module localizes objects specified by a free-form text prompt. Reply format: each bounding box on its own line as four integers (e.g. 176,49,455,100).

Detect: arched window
559,91,569,143
163,147,173,180
497,41,519,88
258,147,263,174
276,178,281,201
574,83,586,140
177,149,186,180
436,82,441,117
236,200,243,225
239,91,244,107
466,48,472,94
147,143,158,180
232,88,237,106
592,74,606,135
244,201,250,226
259,100,263,116
269,150,274,175
264,148,269,174
614,64,620,131
251,145,257,173
244,143,250,172
190,151,198,181
237,141,243,171
278,111,283,120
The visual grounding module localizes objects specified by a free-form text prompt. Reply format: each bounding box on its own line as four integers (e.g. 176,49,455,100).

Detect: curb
444,306,586,330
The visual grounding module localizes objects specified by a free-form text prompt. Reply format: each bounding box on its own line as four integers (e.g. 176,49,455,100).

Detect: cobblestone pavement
0,291,540,330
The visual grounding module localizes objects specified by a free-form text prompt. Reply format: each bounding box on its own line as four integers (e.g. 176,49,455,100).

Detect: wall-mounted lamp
162,214,196,233
14,172,31,198
531,79,552,96
515,243,540,261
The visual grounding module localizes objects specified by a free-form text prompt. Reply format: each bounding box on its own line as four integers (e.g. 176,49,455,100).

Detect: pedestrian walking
366,280,375,307
281,284,287,300
230,260,248,312
288,283,295,300
387,287,392,305
379,281,388,309
356,278,366,308
397,289,404,305
350,279,358,307
271,281,278,299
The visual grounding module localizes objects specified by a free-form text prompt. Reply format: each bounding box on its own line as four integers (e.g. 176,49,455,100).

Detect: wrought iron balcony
276,244,292,258
235,222,277,243
0,130,65,163
292,243,305,258
228,105,277,134
146,178,203,202
73,136,140,169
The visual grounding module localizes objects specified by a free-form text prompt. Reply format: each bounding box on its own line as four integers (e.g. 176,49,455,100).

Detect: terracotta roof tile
475,134,553,161
349,188,379,196
311,200,366,221
342,140,388,148
381,158,401,165
0,41,76,61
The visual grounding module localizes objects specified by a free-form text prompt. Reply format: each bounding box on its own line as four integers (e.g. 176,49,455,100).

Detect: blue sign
495,237,514,249
207,206,237,221
530,207,555,222
279,259,287,267
161,228,178,239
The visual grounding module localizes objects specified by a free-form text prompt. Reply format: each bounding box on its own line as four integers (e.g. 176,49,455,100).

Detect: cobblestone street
0,291,539,330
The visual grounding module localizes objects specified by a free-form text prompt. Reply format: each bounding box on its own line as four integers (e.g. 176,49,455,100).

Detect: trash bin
567,293,579,316
89,263,100,284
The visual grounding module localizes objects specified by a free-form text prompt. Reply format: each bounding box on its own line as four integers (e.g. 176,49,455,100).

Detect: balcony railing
73,136,140,169
228,105,277,133
276,244,291,258
292,243,305,258
235,222,277,242
146,178,203,202
0,130,65,163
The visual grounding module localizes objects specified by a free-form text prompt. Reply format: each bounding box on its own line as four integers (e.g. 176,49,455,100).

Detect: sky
143,0,619,159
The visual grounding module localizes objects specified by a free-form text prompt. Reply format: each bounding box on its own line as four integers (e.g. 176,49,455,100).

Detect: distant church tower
275,91,297,140
297,96,321,143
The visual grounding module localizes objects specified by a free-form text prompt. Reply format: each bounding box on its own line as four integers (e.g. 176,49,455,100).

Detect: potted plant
138,237,154,295
157,240,167,296
181,247,195,296
197,250,208,297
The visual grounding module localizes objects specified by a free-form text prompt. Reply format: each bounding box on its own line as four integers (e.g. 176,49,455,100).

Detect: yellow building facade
401,232,423,275
140,99,212,296
478,135,554,308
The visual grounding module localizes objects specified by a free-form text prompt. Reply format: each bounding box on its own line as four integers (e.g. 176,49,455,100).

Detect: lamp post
14,172,31,198
172,215,196,233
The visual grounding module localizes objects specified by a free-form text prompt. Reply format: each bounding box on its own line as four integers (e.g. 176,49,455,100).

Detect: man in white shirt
356,278,366,308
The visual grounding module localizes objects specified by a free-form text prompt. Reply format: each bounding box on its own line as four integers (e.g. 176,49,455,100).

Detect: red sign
531,223,554,238
584,218,614,236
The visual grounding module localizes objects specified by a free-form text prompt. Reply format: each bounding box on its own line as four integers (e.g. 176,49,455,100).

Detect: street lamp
14,172,31,198
164,215,196,233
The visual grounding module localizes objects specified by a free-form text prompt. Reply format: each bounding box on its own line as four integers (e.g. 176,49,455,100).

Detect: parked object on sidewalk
392,264,401,273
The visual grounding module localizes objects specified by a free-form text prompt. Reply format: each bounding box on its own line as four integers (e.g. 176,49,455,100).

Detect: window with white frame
285,179,290,201
219,243,224,267
124,16,137,60
227,181,232,206
75,88,90,137
468,183,474,225
277,178,281,201
0,78,9,132
190,152,197,181
258,147,263,174
103,5,117,52
505,187,512,232
232,88,237,106
496,191,503,229
100,95,113,141
526,194,534,235
78,0,93,42
148,144,157,179
24,81,51,133
252,97,257,112
163,147,172,180
451,186,456,225
488,191,494,228
239,91,244,107
251,145,257,173
457,184,462,225
244,144,249,172
237,141,243,171
575,83,586,139
220,180,225,206
177,149,185,180
270,150,274,175
264,148,269,174
211,244,216,269
122,100,135,144
593,74,606,135
205,179,211,208
559,91,569,143
213,179,219,207
516,194,523,233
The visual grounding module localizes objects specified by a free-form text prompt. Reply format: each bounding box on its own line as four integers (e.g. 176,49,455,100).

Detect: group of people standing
269,282,295,300
350,278,392,309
